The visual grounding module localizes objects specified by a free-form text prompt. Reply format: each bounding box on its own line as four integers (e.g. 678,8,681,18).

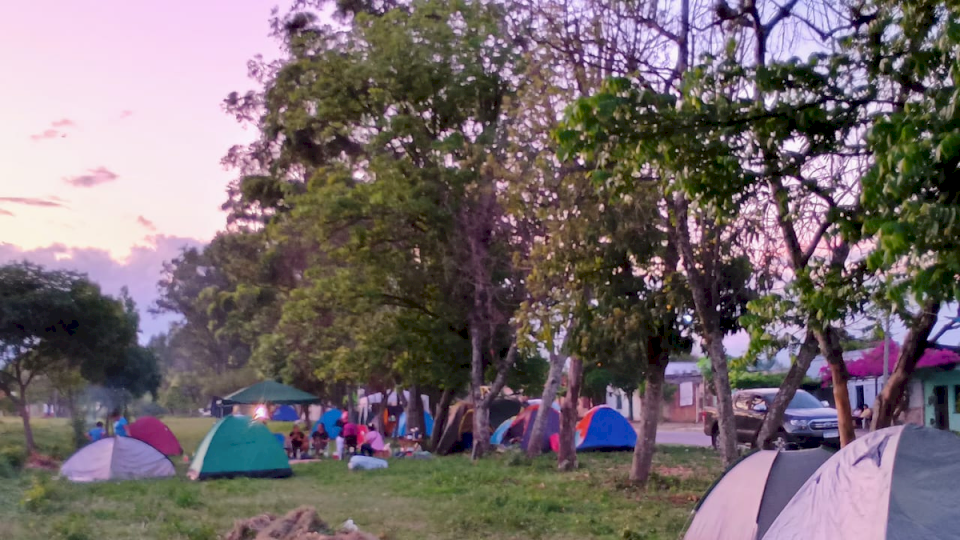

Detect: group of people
283,415,386,460
85,410,130,442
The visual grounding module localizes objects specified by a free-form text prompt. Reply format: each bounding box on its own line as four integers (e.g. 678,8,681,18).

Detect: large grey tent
762,425,960,540
683,448,832,540
60,436,176,483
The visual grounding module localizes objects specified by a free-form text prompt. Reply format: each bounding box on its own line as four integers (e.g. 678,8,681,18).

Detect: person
112,410,129,437
311,423,329,458
341,420,359,456
361,424,385,457
860,404,873,427
87,421,105,442
288,423,306,459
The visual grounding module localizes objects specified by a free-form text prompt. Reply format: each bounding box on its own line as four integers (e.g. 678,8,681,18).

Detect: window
616,393,622,410
734,395,751,411
954,386,960,414
856,386,866,409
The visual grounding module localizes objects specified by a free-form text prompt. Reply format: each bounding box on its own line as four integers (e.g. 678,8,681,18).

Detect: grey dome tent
762,424,960,540
60,436,176,483
683,448,832,540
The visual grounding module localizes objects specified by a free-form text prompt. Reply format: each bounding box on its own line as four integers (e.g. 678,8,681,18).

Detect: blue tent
271,405,299,422
312,409,343,439
575,405,637,451
395,411,434,437
490,416,515,445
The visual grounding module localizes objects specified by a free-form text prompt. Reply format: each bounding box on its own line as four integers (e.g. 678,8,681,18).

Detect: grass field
0,417,722,540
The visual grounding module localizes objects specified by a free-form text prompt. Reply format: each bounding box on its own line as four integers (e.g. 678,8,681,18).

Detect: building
817,341,960,429
605,361,704,423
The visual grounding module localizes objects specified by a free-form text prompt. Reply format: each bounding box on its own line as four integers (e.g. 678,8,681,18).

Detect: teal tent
221,381,320,406
188,416,292,480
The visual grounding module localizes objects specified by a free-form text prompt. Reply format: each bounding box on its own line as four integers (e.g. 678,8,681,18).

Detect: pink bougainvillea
820,341,960,382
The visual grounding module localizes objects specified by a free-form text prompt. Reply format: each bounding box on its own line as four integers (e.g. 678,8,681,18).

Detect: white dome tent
60,436,176,482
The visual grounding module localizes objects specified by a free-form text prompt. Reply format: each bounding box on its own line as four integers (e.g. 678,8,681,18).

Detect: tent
271,405,299,422
312,409,343,439
128,416,183,456
761,425,960,540
525,399,562,411
503,404,560,453
491,416,515,445
188,415,293,480
395,411,434,437
221,380,320,406
435,402,475,455
489,399,523,430
575,405,637,451
60,436,176,482
683,448,832,540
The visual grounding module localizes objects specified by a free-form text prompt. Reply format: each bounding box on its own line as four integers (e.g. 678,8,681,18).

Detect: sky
0,1,955,358
0,1,287,339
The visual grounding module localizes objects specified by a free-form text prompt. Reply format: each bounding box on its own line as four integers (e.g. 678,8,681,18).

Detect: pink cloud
136,215,157,231
63,166,119,188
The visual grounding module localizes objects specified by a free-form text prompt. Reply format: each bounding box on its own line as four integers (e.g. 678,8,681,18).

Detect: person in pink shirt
341,421,359,455
361,424,385,457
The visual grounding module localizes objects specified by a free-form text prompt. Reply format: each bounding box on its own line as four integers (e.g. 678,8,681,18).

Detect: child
87,421,105,442
312,423,330,458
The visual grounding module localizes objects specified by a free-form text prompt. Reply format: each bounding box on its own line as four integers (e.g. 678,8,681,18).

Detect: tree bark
815,326,856,446
872,298,941,430
705,335,738,465
470,329,517,460
428,388,455,451
16,384,36,453
756,331,819,448
406,384,426,438
630,356,666,486
557,356,582,471
526,348,566,458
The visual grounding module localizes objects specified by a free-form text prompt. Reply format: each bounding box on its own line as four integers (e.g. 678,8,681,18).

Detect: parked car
702,388,840,450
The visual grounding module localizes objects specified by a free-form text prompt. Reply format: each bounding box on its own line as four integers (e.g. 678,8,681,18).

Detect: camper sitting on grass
288,424,306,459
312,423,329,458
361,424,385,457
87,422,105,442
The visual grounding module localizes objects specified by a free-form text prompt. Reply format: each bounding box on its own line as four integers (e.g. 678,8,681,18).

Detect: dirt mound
224,506,379,540
25,453,60,471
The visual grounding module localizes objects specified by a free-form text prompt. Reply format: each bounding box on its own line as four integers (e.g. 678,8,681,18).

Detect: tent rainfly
188,415,292,480
685,425,960,540
220,380,320,406
60,436,176,482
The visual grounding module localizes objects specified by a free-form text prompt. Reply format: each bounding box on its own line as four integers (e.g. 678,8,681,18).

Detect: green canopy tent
220,380,321,406
188,415,293,480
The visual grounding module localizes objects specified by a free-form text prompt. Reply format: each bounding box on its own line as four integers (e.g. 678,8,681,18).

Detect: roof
820,341,960,382
221,380,320,405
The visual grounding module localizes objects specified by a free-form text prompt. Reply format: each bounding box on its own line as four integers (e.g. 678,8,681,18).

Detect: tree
855,0,960,429
0,263,141,452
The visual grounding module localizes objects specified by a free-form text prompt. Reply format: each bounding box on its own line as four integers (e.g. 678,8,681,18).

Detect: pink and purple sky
0,1,288,338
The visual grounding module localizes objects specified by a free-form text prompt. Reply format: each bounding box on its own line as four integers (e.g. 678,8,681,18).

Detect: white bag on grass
348,455,388,470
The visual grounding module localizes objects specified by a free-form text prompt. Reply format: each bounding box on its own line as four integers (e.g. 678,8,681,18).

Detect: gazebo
220,381,321,421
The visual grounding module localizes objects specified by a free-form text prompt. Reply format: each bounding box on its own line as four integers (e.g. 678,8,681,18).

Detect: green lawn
0,417,722,540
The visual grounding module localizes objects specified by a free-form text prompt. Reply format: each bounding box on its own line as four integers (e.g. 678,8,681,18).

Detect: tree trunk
16,385,36,453
406,384,426,438
630,357,666,486
756,331,819,448
872,299,941,430
557,357,582,471
469,324,491,460
816,327,856,446
705,335,738,465
428,388,455,452
526,349,566,458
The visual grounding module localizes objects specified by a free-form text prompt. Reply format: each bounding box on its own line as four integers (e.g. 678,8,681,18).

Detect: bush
0,454,16,478
20,475,59,512
0,445,27,469
53,514,92,540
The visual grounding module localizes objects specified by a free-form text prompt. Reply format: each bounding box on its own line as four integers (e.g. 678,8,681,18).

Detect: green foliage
20,475,59,513
52,514,92,540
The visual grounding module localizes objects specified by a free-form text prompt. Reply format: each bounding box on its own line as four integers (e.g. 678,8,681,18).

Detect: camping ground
0,417,722,540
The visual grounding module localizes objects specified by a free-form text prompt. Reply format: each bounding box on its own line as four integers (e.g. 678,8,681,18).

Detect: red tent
128,416,183,456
